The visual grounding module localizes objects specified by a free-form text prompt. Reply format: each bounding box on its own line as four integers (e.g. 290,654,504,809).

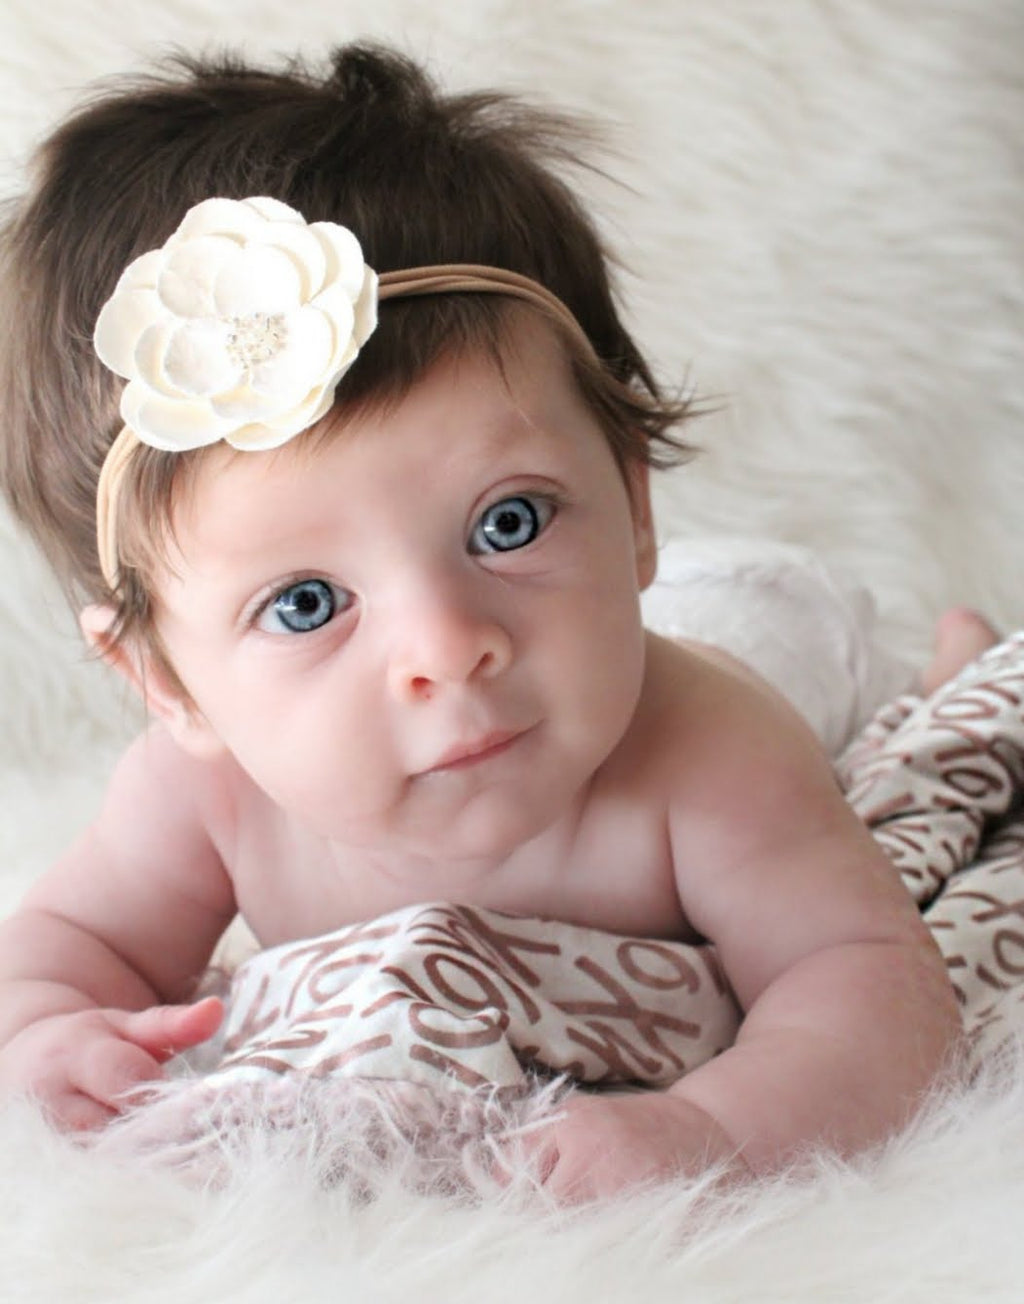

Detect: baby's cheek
567,628,645,742
303,732,406,837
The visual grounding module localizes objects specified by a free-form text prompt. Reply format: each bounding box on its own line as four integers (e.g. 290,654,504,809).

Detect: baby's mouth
421,727,529,775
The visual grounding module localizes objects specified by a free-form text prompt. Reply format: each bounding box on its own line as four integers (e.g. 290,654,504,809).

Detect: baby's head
0,44,692,681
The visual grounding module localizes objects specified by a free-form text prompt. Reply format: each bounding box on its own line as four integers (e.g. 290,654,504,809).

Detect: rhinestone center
225,312,288,368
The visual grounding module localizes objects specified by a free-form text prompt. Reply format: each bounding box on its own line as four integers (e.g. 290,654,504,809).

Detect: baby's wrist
659,1088,752,1176
0,982,98,1051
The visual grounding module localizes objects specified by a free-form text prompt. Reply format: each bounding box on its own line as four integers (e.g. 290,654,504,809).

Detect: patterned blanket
196,632,1024,1099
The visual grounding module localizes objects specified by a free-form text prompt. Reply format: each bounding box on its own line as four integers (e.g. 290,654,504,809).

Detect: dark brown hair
0,43,695,665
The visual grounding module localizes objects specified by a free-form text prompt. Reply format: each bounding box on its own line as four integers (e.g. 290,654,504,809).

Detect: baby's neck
327,792,590,895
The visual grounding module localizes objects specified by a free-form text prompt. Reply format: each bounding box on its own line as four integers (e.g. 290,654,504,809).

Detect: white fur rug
2,2,1024,1300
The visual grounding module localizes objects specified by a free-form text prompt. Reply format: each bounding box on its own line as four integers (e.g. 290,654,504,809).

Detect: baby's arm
0,726,237,1128
540,642,960,1198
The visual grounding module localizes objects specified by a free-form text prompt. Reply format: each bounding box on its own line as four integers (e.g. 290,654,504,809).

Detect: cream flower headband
93,195,597,590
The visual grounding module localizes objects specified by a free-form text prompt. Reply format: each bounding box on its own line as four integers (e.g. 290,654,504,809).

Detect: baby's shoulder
599,632,825,807
104,723,248,849
620,632,767,747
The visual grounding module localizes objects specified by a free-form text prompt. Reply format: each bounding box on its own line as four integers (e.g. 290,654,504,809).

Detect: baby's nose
385,591,513,702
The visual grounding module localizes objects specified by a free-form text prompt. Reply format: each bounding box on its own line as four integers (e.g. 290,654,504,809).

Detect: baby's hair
0,43,695,673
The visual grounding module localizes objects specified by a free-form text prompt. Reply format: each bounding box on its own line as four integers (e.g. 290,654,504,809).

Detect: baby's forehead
170,327,591,518
317,314,590,447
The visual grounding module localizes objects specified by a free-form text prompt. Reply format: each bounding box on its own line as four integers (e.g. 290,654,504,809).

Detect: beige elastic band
95,426,138,597
95,263,595,592
377,264,597,362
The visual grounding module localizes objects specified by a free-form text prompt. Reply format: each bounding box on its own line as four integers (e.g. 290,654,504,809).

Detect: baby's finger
43,1089,119,1134
73,1036,164,1109
485,1118,561,1191
107,997,224,1061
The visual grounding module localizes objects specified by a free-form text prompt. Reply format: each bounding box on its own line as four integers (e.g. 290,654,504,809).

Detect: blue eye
470,495,551,554
258,579,350,634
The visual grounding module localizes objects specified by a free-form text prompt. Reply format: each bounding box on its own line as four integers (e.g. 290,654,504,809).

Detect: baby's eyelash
467,489,563,556
252,577,354,635
243,575,340,629
242,582,292,629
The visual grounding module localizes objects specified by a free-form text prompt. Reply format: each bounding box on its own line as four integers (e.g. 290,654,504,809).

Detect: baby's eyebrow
477,397,570,456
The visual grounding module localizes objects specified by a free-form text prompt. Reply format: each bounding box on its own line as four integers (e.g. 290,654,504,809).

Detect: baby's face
150,320,654,871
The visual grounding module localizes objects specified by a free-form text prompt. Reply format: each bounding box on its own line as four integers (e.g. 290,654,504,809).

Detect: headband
93,196,598,592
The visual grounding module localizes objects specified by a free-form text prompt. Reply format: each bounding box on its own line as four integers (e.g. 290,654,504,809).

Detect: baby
0,44,972,1198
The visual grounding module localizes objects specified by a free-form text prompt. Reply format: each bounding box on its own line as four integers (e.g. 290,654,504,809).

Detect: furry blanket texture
2,2,1024,1302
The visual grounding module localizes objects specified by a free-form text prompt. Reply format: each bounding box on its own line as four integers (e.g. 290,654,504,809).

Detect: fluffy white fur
2,1,1024,1299
2,1054,1024,1303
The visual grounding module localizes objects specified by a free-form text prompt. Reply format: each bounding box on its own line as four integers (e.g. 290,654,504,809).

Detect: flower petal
93,196,381,457
159,236,242,318
353,267,379,346
275,384,336,433
312,222,367,301
307,286,358,374
245,306,336,403
225,418,308,452
162,320,241,397
226,385,333,450
212,245,303,317
209,381,276,423
254,224,327,298
115,249,164,295
174,198,267,242
289,384,337,430
121,381,230,451
94,287,164,377
133,322,179,398
243,196,305,225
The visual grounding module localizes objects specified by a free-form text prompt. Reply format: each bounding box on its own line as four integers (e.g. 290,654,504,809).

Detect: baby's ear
625,461,657,590
79,604,224,759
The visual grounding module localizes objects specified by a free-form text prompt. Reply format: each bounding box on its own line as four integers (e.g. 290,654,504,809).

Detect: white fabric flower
93,196,379,451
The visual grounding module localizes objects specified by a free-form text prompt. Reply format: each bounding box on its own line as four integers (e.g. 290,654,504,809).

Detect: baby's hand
0,997,223,1131
523,1090,749,1202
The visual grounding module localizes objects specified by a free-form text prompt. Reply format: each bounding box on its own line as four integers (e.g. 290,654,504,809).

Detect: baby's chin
318,791,565,886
